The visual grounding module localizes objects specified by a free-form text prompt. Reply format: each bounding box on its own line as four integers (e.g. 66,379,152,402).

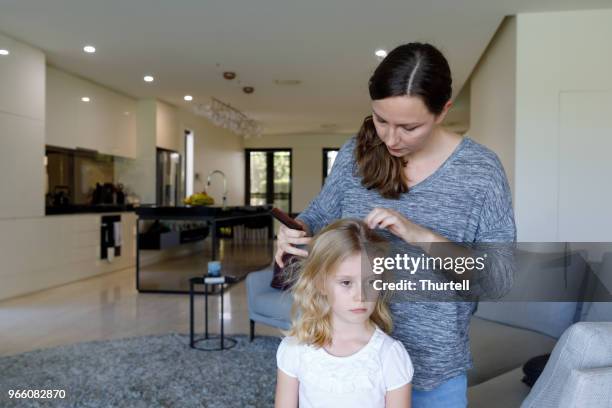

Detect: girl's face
371,95,448,158
325,253,377,326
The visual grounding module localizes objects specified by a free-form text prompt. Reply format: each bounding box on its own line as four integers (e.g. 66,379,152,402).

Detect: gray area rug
0,333,280,408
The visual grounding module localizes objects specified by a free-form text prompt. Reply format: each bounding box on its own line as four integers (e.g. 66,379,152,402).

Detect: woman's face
371,95,446,158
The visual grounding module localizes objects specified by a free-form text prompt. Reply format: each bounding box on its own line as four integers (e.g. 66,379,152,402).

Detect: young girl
274,219,413,408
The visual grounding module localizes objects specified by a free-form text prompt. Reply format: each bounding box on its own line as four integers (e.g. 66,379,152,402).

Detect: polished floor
0,261,283,357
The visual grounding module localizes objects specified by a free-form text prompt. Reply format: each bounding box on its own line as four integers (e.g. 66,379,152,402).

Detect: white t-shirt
276,326,414,408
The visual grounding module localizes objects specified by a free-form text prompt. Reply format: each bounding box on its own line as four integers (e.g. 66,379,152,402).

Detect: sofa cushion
581,252,612,322
522,322,612,408
251,287,293,321
468,367,530,408
469,316,557,386
475,302,579,339
474,249,589,338
582,302,612,322
559,367,612,408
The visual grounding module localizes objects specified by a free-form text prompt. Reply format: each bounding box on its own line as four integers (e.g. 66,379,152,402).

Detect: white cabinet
46,67,137,158
0,33,45,121
46,68,79,149
0,33,45,219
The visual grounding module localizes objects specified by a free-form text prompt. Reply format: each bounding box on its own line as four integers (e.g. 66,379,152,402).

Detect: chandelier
193,97,262,138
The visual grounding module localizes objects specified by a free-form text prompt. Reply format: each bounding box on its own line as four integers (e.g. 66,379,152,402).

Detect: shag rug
0,333,280,408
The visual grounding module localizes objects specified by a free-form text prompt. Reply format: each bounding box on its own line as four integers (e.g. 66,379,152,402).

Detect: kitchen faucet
207,170,228,208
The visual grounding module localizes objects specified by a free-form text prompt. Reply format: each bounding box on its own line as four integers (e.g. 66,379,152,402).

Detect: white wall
515,10,612,241
469,17,516,199
244,133,351,212
176,107,246,206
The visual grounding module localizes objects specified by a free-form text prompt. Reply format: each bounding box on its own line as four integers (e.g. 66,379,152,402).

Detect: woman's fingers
275,249,285,267
275,224,310,267
286,236,311,246
377,215,398,230
282,245,309,258
366,208,394,229
284,227,306,238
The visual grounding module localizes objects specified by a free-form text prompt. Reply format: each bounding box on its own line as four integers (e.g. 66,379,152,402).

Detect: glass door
246,149,292,213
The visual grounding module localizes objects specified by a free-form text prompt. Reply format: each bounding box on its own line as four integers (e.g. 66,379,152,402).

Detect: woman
275,42,516,407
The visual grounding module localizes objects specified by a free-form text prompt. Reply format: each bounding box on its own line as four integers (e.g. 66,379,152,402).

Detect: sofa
246,249,612,407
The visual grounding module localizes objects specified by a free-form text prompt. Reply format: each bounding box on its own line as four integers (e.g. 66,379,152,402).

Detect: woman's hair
285,218,393,347
356,42,453,199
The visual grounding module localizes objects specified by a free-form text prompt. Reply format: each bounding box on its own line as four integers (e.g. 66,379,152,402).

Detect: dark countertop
45,204,136,215
135,204,272,219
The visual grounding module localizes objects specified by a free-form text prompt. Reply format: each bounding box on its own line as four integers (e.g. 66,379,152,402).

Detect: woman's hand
365,207,433,244
274,220,311,267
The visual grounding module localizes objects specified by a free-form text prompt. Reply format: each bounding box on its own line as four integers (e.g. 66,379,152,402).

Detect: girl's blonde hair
285,218,393,347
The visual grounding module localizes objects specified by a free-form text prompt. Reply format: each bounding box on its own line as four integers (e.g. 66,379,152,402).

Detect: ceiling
0,0,610,135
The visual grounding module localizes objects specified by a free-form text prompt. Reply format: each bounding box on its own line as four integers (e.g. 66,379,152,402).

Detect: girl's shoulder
277,336,304,354
376,329,412,362
276,336,307,378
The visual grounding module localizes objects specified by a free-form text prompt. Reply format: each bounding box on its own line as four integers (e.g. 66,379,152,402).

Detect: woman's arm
274,369,299,408
385,383,412,408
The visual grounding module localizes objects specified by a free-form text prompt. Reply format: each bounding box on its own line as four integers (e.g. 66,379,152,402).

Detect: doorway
245,149,292,214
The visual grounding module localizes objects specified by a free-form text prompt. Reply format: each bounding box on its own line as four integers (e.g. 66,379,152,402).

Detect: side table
189,276,238,351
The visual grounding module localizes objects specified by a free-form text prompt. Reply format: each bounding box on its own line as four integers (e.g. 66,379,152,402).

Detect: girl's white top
276,326,413,408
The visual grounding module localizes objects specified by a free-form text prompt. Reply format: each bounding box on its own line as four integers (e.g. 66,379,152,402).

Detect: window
322,148,339,185
245,149,292,213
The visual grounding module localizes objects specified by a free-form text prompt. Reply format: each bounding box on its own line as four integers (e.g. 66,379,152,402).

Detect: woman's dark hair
356,42,453,199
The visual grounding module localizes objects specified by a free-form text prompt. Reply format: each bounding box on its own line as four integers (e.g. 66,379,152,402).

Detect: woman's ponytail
355,116,408,199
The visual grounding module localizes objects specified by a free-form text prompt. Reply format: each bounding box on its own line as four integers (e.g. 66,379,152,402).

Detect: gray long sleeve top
297,136,517,390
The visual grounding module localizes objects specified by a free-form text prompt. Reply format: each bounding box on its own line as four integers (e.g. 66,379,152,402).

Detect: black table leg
189,279,194,348
220,283,224,349
136,218,141,291
204,283,209,339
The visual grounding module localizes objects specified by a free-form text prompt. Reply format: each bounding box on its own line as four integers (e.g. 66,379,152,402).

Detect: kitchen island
135,205,273,294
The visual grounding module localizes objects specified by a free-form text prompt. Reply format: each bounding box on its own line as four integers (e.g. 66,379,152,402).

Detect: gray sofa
246,250,612,407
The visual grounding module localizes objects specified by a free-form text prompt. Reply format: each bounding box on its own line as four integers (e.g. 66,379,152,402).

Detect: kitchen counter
134,204,271,218
45,204,136,215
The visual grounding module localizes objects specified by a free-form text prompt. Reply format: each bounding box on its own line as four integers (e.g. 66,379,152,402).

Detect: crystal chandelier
193,97,262,138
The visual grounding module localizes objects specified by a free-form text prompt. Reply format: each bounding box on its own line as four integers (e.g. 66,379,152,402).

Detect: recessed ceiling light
143,75,154,82
184,95,193,101
81,97,90,102
83,45,96,53
223,71,236,80
0,49,9,56
375,49,387,58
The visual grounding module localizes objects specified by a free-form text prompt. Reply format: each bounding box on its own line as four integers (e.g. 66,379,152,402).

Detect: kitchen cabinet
0,32,45,121
46,67,137,158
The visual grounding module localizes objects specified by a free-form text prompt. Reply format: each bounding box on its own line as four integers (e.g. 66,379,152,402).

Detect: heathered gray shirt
297,136,517,390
